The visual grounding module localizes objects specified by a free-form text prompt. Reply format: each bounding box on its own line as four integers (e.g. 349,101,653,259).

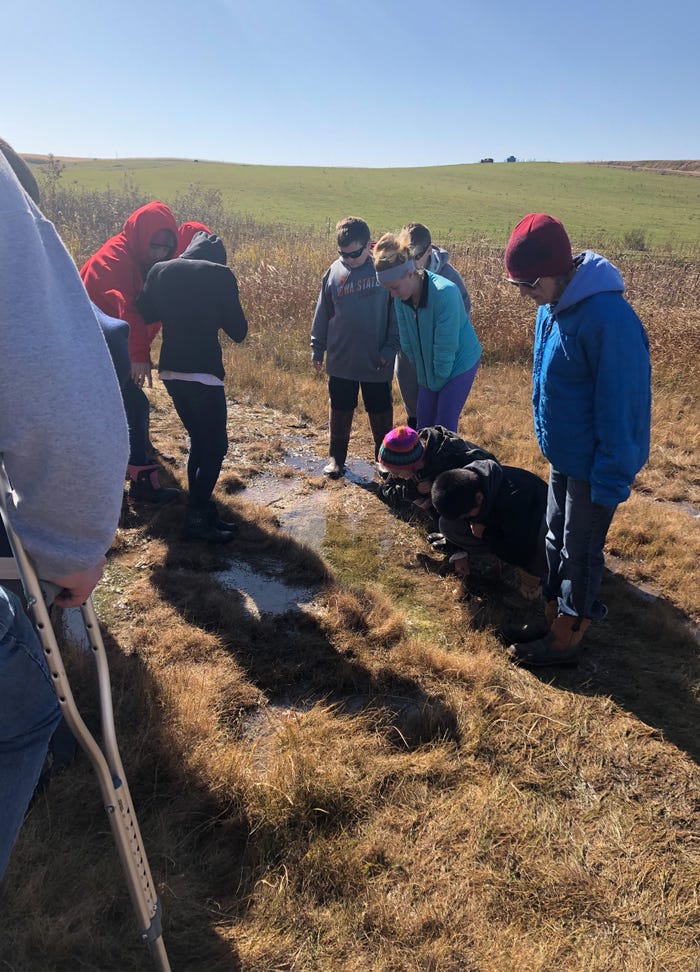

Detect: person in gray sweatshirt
311,216,399,477
0,143,128,879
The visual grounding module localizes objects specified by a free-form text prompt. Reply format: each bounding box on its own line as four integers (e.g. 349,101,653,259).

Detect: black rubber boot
183,507,236,543
128,464,180,504
368,408,394,461
324,408,354,479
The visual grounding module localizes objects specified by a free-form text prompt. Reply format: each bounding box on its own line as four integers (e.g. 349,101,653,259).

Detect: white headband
375,260,415,285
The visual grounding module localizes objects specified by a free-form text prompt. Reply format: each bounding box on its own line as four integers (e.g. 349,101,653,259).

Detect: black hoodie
467,458,547,570
137,231,247,379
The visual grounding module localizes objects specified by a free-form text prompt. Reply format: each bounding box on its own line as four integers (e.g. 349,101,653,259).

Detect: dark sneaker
129,465,180,504
183,508,235,544
206,501,238,533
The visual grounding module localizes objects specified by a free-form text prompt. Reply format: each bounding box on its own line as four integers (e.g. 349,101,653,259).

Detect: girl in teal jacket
373,231,481,432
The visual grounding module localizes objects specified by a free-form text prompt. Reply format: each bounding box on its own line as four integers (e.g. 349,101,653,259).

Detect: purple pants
416,359,480,432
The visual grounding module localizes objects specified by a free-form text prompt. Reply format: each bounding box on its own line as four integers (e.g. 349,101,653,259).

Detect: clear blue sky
4,0,698,166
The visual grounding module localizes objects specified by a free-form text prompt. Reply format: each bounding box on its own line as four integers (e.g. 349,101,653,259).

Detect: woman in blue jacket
373,230,481,433
504,213,651,667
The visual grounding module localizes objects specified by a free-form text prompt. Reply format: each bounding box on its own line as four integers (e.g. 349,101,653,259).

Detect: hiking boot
128,465,180,504
183,507,235,544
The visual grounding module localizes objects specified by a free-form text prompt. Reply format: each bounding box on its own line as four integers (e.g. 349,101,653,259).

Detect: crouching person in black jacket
137,229,248,543
431,460,548,597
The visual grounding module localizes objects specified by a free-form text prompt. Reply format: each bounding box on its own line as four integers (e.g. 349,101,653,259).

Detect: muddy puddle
213,559,319,619
242,450,383,555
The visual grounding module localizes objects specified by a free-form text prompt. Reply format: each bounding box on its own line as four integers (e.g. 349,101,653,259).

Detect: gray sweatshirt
427,245,472,317
0,154,128,578
310,255,399,382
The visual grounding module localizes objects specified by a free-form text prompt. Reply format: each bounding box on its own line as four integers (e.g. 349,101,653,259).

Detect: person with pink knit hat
377,424,495,511
504,213,651,667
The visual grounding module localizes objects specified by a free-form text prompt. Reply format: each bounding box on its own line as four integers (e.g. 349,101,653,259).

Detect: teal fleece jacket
394,271,481,392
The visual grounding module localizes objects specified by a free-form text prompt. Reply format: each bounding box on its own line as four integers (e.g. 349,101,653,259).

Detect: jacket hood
180,231,227,265
470,459,503,520
555,250,625,314
427,245,451,274
122,201,178,267
176,220,212,256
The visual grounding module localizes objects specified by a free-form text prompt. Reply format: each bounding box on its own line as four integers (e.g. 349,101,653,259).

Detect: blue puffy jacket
532,251,651,506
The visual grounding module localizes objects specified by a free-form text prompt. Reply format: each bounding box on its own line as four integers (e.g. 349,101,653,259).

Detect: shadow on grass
0,620,243,972
471,569,700,764
533,571,700,764
146,498,461,752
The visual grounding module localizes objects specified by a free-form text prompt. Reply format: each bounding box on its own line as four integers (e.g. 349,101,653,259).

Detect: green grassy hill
27,156,700,251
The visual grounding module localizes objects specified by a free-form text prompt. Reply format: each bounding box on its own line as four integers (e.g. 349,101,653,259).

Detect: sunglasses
413,244,430,262
508,276,541,289
337,244,367,260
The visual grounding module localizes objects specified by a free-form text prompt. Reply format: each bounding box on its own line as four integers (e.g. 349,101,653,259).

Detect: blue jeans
0,586,61,880
544,469,617,620
122,377,151,466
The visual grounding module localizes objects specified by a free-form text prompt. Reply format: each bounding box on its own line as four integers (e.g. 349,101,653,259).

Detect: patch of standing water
277,494,330,550
343,458,379,485
59,607,92,653
240,471,298,508
213,560,320,619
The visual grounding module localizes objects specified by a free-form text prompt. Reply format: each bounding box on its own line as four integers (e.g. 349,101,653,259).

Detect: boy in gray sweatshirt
311,216,399,477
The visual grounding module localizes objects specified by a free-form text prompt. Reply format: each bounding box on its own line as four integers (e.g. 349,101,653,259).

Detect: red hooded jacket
80,201,178,363
176,221,212,257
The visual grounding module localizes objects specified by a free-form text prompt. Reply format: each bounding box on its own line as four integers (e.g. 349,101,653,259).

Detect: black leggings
163,380,228,508
328,376,392,413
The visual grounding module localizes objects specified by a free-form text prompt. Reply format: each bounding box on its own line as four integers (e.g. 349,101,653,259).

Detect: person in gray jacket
396,223,473,429
311,216,399,478
0,142,128,879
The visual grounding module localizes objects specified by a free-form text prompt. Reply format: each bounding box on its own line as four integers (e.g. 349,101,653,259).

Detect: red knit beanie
505,213,574,280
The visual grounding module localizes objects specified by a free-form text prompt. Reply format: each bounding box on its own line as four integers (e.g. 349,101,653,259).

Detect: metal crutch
0,461,171,971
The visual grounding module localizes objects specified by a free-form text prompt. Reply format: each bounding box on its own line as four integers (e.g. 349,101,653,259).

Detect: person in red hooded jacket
80,201,180,503
176,220,212,257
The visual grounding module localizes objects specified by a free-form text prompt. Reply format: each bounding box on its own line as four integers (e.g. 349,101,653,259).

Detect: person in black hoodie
430,460,548,587
137,230,248,542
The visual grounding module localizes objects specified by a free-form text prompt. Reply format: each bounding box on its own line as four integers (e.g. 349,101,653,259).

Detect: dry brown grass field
1,185,698,971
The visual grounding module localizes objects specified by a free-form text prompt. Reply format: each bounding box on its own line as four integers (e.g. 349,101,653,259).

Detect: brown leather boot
323,408,354,478
510,612,591,667
367,408,394,461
